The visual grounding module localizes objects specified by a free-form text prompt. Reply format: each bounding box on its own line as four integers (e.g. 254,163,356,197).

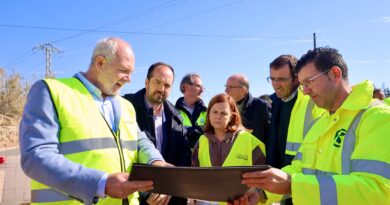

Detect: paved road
0,146,30,205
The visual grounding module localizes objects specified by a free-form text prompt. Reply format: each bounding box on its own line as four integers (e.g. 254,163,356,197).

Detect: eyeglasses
299,69,330,91
266,76,292,83
224,85,242,90
190,83,205,91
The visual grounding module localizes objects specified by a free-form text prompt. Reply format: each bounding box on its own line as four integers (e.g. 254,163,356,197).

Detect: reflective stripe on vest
60,138,137,155
285,88,326,157
314,100,388,204
286,99,319,154
317,176,338,205
31,78,139,205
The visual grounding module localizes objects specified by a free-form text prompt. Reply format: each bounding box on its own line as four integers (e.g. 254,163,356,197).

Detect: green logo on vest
236,154,248,161
333,128,346,148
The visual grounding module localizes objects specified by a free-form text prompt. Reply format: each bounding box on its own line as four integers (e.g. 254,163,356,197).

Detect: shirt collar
281,88,298,102
74,72,104,101
325,80,374,117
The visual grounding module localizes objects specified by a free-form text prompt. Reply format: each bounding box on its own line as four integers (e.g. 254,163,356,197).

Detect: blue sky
1,0,390,103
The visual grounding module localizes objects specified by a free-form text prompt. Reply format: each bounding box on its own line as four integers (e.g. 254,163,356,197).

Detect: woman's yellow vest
30,78,139,205
197,131,265,205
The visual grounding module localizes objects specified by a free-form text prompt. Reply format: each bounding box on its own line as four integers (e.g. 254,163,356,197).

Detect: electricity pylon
33,43,62,78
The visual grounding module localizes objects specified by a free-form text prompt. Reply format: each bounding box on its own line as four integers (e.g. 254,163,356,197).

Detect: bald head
227,74,249,90
225,74,249,102
90,37,134,67
85,37,135,97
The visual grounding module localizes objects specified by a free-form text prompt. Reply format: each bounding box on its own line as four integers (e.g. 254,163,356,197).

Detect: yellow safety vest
178,110,207,127
198,131,266,205
384,97,390,105
266,80,390,205
30,78,139,205
285,90,324,156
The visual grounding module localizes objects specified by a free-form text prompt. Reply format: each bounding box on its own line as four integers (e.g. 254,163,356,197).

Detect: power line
51,0,188,44
130,0,246,34
2,0,187,68
6,50,35,69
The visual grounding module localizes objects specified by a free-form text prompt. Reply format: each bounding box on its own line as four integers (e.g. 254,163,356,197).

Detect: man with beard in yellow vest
239,47,390,204
20,37,168,205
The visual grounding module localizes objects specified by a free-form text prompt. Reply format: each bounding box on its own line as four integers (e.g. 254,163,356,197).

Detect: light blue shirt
76,73,116,132
19,74,164,204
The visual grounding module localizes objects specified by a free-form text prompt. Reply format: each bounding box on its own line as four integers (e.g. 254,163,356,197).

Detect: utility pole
313,33,317,49
33,43,62,78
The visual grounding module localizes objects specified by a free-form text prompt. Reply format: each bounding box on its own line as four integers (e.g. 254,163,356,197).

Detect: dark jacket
124,89,191,205
267,93,297,169
175,97,207,148
239,93,271,145
123,88,191,167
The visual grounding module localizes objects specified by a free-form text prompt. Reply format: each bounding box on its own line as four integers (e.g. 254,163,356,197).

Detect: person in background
175,73,207,149
241,47,390,204
373,87,385,100
123,62,191,205
225,74,271,144
19,37,167,205
192,93,266,205
267,55,324,168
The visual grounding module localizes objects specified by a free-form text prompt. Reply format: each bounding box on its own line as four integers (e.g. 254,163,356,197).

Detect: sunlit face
184,76,204,101
269,64,298,99
298,62,335,110
225,78,244,102
209,102,232,132
145,65,174,105
99,47,134,96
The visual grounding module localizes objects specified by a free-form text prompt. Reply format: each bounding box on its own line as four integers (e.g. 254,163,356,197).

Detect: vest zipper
100,114,129,205
100,114,126,172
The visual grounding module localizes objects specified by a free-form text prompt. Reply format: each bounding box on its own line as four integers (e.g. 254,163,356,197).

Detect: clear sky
1,0,390,104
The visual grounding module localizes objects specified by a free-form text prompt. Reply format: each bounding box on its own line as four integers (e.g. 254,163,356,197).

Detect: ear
145,78,149,88
329,66,342,83
95,56,106,70
183,84,190,92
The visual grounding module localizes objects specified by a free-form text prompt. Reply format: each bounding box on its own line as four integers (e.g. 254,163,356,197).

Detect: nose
302,86,311,95
123,74,131,83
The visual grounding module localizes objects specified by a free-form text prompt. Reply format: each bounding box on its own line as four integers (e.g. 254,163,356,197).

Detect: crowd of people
19,37,390,205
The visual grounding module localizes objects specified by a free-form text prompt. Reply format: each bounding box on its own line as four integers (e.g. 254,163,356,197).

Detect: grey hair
180,73,201,93
90,38,118,66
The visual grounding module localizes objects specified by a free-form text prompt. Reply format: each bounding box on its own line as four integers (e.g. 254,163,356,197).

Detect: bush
0,68,31,118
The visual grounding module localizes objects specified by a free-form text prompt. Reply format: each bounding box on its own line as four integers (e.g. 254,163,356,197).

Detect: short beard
148,92,166,104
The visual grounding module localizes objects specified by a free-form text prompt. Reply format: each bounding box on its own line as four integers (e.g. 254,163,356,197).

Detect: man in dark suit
225,74,271,144
123,62,191,205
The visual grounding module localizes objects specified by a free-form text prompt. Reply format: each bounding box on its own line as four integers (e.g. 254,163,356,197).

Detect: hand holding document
129,164,270,202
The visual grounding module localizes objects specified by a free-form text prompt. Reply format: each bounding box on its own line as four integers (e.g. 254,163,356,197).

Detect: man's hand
105,172,154,198
151,160,174,167
241,168,291,194
228,188,261,205
146,193,171,205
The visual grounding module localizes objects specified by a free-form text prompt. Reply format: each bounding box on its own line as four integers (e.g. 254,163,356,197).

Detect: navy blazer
123,88,191,167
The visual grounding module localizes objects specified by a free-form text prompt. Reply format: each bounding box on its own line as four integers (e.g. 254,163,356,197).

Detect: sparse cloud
373,16,390,23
